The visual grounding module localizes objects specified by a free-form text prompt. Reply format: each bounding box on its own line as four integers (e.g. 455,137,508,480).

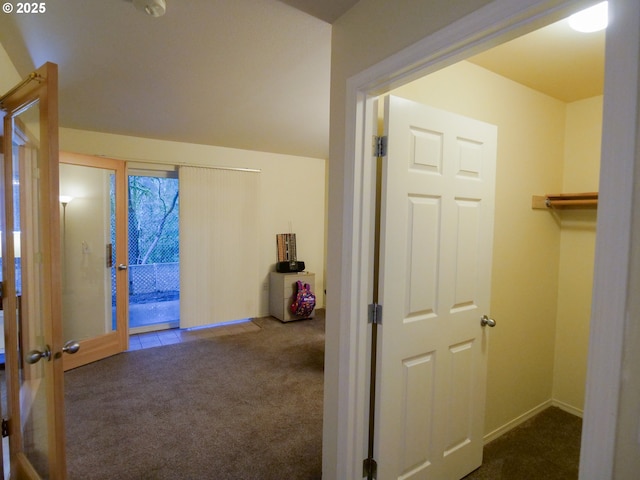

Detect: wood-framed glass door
59,152,128,370
0,63,67,479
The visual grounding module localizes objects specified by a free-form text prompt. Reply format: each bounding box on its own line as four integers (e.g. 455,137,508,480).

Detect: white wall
59,128,326,317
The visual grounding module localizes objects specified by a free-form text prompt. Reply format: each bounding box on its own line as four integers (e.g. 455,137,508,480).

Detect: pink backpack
291,280,316,317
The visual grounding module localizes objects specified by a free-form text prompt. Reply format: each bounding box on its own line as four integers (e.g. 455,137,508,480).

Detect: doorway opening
340,1,602,478
386,8,601,422
376,10,602,475
125,170,180,334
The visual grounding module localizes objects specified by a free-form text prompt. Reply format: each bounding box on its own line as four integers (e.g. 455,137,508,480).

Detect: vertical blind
179,166,260,328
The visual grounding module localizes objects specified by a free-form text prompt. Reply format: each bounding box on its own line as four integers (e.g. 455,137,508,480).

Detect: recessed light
568,2,608,33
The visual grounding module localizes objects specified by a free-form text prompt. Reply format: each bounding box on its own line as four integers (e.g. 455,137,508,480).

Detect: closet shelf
531,192,598,210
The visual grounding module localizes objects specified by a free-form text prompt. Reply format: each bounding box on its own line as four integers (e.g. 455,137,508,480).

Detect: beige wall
391,60,568,435
0,42,21,93
59,128,326,316
553,96,601,413
2,43,326,319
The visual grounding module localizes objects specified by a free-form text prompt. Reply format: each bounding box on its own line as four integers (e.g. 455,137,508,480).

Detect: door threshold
129,322,179,335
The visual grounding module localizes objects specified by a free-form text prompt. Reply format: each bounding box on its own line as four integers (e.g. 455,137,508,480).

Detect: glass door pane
1,61,65,480
60,163,117,341
59,153,127,371
12,101,50,476
127,173,179,334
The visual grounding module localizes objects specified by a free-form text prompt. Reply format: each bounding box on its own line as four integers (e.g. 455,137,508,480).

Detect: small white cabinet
269,271,315,322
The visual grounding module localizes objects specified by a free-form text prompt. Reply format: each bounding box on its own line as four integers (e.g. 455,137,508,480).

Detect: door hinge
368,303,382,325
2,418,9,438
363,457,378,479
373,135,387,158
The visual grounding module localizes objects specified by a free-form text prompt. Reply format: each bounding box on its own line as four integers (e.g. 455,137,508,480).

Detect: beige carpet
65,314,324,479
464,407,582,479
65,312,580,479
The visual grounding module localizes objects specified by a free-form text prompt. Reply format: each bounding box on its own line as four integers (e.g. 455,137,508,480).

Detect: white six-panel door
375,96,497,479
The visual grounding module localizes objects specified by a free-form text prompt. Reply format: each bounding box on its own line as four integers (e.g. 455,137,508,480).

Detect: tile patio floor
128,320,261,351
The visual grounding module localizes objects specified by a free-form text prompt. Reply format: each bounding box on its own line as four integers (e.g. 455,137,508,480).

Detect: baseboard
483,398,584,444
551,399,584,418
483,400,552,444
258,307,325,319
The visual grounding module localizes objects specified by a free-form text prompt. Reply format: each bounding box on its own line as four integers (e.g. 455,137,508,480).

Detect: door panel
60,152,128,371
16,103,50,476
375,96,497,479
1,63,66,479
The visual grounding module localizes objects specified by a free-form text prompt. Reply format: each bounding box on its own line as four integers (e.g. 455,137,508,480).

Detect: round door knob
481,315,496,327
117,264,128,270
63,340,81,354
26,346,52,364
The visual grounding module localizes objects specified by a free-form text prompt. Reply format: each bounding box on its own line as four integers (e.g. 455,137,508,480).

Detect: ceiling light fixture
568,1,608,32
133,0,166,17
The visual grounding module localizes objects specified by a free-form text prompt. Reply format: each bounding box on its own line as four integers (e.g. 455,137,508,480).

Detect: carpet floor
65,314,324,480
464,406,582,479
65,311,581,480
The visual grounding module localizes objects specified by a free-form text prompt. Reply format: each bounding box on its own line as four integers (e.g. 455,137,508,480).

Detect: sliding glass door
127,171,179,334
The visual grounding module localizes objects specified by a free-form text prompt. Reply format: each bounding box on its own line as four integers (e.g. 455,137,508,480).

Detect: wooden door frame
59,151,129,371
330,0,639,478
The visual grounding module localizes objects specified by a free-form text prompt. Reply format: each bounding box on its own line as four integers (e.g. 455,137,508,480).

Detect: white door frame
334,0,640,478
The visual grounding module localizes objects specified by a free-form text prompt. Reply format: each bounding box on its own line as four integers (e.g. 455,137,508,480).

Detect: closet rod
546,198,597,208
531,192,598,209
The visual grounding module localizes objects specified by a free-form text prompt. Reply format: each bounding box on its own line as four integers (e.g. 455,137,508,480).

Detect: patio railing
112,262,180,300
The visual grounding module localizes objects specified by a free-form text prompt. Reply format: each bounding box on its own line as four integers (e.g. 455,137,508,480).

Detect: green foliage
128,176,179,264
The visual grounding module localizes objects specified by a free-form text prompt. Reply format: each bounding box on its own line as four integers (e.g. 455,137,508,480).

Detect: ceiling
468,16,605,103
279,0,360,23
0,1,604,160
